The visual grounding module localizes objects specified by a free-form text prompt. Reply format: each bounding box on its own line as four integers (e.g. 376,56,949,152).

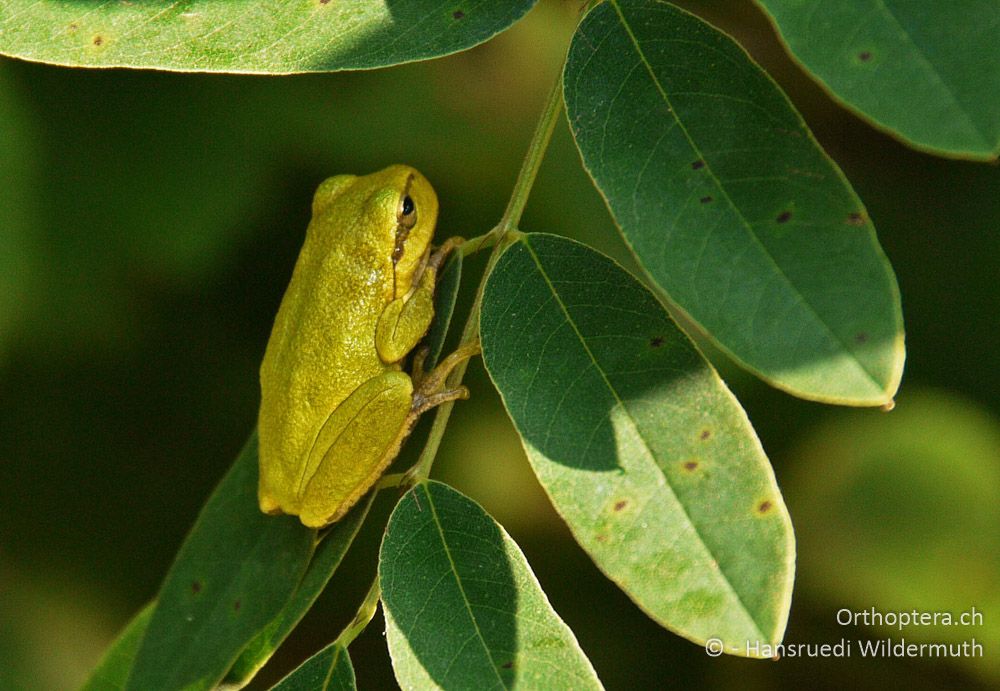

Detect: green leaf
380,481,603,689
80,603,154,691
425,251,463,370
479,233,794,655
564,0,904,406
126,431,316,691
270,642,356,691
0,0,536,74
224,493,373,686
756,0,1000,161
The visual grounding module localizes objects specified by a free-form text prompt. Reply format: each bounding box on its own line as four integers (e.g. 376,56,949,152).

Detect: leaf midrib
423,485,509,690
609,0,887,397
870,0,993,149
520,235,768,643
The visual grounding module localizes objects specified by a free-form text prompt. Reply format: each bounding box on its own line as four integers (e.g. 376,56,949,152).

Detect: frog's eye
398,194,417,229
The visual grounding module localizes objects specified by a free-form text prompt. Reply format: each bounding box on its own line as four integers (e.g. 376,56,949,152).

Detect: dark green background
1,2,997,689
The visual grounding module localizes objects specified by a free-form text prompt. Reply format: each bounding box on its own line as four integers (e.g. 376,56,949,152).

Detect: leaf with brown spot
757,0,1000,159
481,233,795,656
0,1,537,73
565,0,904,406
125,432,315,691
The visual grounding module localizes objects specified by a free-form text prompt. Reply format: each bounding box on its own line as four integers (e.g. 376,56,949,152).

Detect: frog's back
258,193,397,512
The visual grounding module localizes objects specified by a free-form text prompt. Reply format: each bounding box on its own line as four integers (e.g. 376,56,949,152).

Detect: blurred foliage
0,1,997,689
787,390,1000,683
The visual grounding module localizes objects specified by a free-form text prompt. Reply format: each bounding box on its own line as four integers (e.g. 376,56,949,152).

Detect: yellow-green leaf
0,1,536,74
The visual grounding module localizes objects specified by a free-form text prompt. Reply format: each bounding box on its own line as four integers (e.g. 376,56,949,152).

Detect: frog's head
365,165,439,298
310,165,438,298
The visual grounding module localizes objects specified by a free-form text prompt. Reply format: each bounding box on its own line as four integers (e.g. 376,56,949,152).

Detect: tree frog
258,165,476,528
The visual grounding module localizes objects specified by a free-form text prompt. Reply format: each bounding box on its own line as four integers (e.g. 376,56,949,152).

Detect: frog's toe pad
259,492,284,516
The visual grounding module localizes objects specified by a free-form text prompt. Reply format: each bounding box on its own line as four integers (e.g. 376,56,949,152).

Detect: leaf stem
498,74,565,236
407,72,565,483
334,577,381,648
335,57,568,655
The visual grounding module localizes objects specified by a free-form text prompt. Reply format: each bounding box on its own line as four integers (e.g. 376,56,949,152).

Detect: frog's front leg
297,372,413,527
375,238,462,364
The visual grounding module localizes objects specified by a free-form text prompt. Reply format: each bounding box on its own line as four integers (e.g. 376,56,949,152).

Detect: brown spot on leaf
68,23,78,31
613,500,628,512
855,332,868,344
699,429,711,440
847,212,866,226
320,0,330,4
881,399,896,412
234,600,241,611
700,196,713,204
776,210,792,224
858,51,872,62
92,35,103,46
650,336,664,348
595,534,608,542
501,661,513,669
453,10,465,19
191,580,202,594
683,460,699,472
691,160,705,170
757,500,773,514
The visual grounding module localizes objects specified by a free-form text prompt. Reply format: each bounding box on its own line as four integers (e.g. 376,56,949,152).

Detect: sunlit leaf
564,0,904,405
380,481,603,689
0,1,537,74
480,233,794,654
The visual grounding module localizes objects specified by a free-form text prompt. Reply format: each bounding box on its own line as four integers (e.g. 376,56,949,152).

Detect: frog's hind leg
298,372,412,528
410,341,481,416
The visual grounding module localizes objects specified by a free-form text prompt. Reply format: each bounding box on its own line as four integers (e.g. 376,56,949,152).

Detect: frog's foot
428,236,464,272
412,386,470,416
409,340,481,417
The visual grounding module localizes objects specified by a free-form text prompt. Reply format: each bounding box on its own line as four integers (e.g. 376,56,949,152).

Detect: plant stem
497,73,565,236
335,577,381,648
335,64,567,653
407,73,565,483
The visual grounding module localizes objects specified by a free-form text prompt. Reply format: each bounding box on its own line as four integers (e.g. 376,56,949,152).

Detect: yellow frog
258,165,475,528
